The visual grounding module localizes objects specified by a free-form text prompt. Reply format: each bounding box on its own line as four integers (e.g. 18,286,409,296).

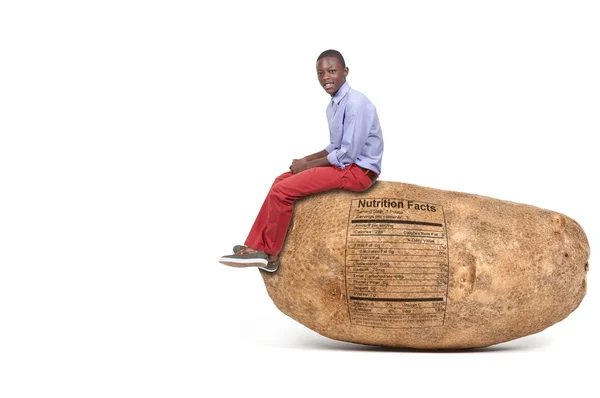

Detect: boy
219,49,384,272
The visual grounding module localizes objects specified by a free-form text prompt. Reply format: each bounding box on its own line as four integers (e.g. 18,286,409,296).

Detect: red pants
244,163,375,256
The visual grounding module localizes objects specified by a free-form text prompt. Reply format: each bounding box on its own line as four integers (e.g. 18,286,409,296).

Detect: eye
329,70,335,73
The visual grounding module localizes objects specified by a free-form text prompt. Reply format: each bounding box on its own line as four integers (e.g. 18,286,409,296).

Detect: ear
344,67,349,77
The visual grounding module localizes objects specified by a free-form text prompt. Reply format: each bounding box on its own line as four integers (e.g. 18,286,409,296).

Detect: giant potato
260,181,589,349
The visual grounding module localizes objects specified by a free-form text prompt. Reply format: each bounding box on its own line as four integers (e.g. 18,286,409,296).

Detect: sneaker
232,245,247,254
259,261,279,273
219,250,269,268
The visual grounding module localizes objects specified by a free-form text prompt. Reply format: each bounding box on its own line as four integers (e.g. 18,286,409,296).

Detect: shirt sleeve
327,103,374,169
324,143,336,153
324,105,336,153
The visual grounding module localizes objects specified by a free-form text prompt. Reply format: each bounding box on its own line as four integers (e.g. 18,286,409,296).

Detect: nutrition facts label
344,198,449,329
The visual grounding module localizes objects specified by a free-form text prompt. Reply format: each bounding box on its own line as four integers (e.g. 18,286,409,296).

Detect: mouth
323,82,334,90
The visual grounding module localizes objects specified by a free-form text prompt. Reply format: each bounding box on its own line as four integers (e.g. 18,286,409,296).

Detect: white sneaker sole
219,257,268,268
258,263,279,273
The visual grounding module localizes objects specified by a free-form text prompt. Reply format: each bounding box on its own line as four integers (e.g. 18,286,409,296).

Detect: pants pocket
342,165,373,192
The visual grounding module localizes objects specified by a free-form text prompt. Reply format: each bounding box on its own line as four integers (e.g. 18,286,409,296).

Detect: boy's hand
290,158,309,174
289,157,304,169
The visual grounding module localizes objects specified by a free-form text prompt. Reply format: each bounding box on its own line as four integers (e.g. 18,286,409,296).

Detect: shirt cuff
327,150,344,169
325,143,336,153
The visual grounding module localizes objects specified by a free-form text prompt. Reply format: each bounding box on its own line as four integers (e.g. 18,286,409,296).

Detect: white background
1,1,599,397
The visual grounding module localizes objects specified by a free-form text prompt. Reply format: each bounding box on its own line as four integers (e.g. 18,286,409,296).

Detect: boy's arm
303,149,328,161
292,149,328,165
290,151,331,174
303,155,330,169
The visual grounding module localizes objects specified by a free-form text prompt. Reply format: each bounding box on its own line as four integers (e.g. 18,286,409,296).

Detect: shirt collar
331,81,350,105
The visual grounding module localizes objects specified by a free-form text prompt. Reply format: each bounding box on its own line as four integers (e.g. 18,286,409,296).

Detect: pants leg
244,171,293,251
245,164,373,256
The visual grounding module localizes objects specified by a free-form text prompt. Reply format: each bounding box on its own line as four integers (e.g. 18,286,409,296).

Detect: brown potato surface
260,181,589,349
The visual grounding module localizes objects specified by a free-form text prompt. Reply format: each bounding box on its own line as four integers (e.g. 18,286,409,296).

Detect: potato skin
260,181,589,349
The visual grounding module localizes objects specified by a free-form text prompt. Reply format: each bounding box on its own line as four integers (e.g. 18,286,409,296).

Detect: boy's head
316,49,349,97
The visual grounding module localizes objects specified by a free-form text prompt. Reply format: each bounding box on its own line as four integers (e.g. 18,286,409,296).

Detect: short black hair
317,49,346,69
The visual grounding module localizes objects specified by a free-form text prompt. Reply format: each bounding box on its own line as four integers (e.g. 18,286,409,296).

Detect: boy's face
316,56,348,96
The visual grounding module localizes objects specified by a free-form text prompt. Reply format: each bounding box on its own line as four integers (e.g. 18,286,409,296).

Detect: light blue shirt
324,82,383,175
